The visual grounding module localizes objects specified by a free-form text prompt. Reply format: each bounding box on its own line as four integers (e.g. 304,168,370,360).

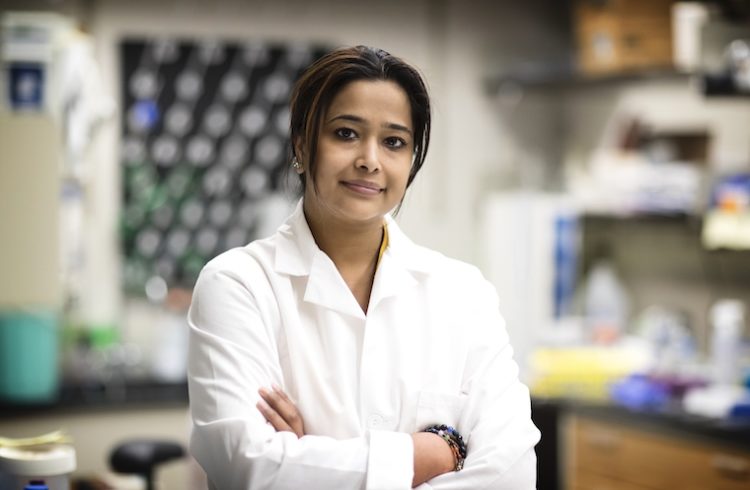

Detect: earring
292,156,303,172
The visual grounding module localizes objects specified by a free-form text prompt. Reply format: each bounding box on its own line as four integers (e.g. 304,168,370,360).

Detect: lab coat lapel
368,254,417,311
304,250,365,319
368,216,431,311
274,201,365,319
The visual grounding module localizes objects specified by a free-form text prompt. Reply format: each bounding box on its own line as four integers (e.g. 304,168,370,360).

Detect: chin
336,203,389,223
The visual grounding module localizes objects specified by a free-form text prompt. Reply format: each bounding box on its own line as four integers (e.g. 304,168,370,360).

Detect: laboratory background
1,0,750,489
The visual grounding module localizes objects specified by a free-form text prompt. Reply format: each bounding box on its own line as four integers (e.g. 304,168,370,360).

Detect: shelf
581,211,703,224
484,67,694,96
486,68,750,99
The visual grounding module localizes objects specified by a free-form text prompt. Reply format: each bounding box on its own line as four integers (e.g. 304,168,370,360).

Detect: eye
384,136,407,149
335,127,357,140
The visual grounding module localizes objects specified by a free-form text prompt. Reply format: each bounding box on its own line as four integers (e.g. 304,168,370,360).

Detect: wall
0,115,60,307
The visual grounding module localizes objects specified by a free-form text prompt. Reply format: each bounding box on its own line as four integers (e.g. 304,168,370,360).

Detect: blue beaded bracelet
422,424,467,471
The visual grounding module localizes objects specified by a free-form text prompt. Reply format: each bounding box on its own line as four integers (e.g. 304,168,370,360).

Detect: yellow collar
376,222,389,269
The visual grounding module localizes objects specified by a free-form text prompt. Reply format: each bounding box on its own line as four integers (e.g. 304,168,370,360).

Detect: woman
188,45,540,489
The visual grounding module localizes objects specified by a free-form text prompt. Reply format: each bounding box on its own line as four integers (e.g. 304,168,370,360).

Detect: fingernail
272,384,283,392
258,387,269,396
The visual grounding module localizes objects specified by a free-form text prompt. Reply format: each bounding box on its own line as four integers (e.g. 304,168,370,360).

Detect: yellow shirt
376,223,389,269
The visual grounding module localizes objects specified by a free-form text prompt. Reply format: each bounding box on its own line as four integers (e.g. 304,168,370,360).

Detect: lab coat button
367,413,384,428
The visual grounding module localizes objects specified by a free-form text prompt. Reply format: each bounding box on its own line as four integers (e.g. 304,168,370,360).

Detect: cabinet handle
711,454,749,481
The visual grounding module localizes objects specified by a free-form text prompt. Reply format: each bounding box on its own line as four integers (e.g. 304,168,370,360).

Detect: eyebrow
327,114,413,136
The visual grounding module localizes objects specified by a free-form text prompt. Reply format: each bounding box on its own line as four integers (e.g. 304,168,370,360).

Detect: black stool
109,439,185,490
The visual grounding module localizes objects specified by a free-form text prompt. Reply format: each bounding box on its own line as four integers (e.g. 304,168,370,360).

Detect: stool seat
109,439,185,490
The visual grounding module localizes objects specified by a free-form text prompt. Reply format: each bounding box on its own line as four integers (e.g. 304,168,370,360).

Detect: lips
341,179,384,195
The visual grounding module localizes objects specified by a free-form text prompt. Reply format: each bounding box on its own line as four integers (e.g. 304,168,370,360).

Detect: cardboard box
575,0,674,75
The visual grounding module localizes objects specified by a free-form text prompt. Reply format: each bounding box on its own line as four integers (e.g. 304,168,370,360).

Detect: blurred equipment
574,119,710,216
528,341,651,400
702,173,750,249
672,2,710,72
636,305,696,378
703,38,750,95
109,440,184,490
582,251,630,343
0,432,76,490
481,193,580,379
698,1,750,96
1,11,115,389
119,38,327,294
684,298,748,418
1,12,70,113
0,310,59,403
710,299,746,386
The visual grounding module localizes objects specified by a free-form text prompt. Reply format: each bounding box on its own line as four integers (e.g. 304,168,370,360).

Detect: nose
356,139,380,173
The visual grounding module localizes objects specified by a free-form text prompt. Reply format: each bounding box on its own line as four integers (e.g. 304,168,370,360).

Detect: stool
109,439,185,490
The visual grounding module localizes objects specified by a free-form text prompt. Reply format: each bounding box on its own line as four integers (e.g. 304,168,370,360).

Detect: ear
293,136,306,165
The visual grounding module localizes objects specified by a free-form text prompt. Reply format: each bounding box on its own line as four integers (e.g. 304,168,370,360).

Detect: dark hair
289,45,431,197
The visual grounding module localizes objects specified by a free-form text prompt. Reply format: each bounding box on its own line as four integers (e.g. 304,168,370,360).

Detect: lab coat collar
273,200,317,276
273,200,433,316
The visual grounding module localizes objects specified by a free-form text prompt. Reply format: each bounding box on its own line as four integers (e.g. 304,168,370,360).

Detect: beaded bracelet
422,424,467,471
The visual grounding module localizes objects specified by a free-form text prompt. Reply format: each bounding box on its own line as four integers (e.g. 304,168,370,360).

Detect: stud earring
291,156,303,172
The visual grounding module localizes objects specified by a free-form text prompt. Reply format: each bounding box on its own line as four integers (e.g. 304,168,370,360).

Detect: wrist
421,424,467,472
411,432,454,485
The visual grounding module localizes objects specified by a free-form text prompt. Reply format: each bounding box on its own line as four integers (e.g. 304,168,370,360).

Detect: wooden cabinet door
574,470,655,490
568,415,750,490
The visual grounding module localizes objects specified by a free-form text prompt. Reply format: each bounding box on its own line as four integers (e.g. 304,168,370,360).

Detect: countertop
532,396,750,452
0,380,188,418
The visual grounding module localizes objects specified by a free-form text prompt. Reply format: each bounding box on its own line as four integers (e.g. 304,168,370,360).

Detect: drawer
672,447,750,490
571,416,750,490
573,418,684,488
574,470,653,490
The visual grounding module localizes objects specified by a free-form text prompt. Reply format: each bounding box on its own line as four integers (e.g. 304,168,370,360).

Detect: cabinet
566,414,750,490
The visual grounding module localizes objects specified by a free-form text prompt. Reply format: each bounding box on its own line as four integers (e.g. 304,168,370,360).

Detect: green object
0,310,59,402
88,324,119,349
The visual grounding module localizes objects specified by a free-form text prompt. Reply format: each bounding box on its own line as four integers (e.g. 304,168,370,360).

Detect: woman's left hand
257,385,306,438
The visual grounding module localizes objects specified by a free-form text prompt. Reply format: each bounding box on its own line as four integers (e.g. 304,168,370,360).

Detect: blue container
25,481,50,490
0,310,59,402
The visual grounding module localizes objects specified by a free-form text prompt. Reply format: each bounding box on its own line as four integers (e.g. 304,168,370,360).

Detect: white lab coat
187,201,540,489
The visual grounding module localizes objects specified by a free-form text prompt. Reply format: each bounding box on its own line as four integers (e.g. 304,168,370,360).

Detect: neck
303,199,385,313
304,207,384,268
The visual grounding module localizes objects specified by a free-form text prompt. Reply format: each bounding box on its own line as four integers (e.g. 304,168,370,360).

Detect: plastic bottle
584,254,630,343
710,299,746,386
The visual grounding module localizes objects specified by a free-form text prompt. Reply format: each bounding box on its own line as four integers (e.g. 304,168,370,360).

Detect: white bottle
710,299,746,386
584,259,630,339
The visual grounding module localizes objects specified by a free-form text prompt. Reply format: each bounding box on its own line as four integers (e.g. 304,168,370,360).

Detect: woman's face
302,79,413,228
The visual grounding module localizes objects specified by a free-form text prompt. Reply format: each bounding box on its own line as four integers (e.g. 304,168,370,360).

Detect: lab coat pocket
415,390,465,430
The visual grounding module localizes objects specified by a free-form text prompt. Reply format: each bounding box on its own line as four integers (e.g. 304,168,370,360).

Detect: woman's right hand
411,431,456,487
